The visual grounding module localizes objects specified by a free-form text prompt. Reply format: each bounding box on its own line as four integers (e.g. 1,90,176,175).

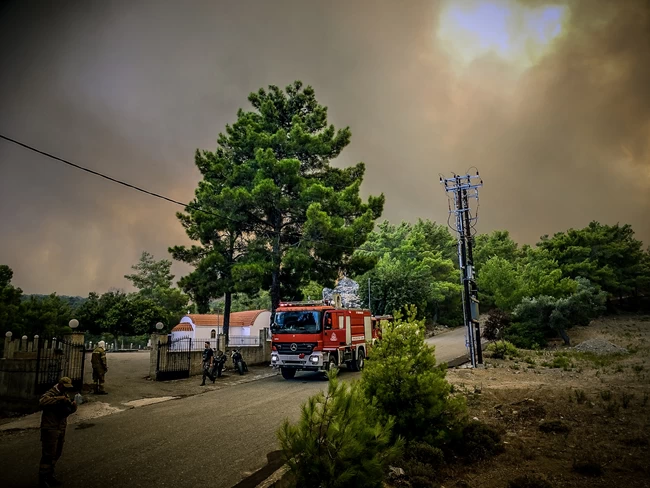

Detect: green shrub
406,441,445,468
550,356,572,370
486,340,519,359
451,421,504,463
504,321,547,349
278,372,400,488
362,308,466,446
507,278,607,347
403,461,437,485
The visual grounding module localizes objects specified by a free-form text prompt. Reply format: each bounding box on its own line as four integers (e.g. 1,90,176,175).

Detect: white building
170,310,271,346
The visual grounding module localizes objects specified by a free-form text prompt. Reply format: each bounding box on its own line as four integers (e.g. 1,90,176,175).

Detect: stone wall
232,329,272,366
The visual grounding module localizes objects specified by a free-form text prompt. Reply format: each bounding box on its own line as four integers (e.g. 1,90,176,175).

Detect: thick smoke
0,0,648,295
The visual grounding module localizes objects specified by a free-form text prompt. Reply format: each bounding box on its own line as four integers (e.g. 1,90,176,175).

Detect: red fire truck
270,299,373,379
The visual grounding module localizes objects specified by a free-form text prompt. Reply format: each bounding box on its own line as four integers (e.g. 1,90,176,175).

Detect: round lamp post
155,322,164,331
69,319,79,330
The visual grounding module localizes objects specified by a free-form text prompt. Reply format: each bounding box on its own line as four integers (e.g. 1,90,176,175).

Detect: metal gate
35,337,86,395
156,336,192,381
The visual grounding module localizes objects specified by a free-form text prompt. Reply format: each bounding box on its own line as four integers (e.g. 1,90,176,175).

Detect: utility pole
368,277,371,312
440,171,483,367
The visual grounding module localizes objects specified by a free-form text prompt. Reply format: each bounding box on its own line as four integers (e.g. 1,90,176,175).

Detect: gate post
149,333,160,380
3,332,12,359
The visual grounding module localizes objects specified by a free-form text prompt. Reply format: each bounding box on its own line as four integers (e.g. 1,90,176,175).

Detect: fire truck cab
270,300,373,380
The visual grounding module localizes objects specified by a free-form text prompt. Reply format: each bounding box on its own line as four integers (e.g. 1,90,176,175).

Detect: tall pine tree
173,81,384,323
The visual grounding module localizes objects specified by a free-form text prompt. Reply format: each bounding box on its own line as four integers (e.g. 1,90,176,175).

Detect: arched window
210,329,216,339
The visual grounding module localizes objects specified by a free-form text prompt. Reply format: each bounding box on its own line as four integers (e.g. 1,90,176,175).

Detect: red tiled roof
185,310,268,327
171,323,193,332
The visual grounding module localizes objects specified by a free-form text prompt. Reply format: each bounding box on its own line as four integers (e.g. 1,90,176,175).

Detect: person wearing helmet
38,377,77,487
91,340,108,394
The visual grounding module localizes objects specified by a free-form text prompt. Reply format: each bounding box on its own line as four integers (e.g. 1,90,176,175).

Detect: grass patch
600,390,612,401
605,401,620,417
574,389,587,404
550,356,573,370
621,392,634,409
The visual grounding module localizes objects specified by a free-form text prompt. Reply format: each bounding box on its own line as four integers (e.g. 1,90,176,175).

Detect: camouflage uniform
39,378,77,485
91,344,108,394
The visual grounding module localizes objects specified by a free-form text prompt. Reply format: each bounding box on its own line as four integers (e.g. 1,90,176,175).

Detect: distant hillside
20,294,87,309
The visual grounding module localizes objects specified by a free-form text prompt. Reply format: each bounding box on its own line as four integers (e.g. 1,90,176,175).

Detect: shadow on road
232,450,284,488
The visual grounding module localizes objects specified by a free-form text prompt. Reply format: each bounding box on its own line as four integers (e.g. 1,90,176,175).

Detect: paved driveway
426,326,469,364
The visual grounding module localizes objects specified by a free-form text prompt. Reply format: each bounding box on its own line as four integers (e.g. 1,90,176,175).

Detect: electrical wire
1,133,470,258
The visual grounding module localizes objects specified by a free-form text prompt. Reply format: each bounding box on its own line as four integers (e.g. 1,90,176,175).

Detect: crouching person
38,377,77,487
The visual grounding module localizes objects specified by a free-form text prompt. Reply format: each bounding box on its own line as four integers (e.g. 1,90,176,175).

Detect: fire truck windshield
272,311,321,334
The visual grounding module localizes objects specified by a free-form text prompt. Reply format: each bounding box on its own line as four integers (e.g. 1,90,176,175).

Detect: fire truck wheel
356,348,365,371
350,348,365,372
327,354,338,373
281,368,296,380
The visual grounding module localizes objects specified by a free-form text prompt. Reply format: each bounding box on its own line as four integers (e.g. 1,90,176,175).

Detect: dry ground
440,314,650,488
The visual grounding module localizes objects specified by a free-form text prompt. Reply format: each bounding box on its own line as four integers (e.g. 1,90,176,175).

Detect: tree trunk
558,328,571,346
269,218,282,325
223,292,232,346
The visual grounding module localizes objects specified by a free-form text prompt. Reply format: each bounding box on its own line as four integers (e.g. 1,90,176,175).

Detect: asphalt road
0,328,470,488
426,326,469,364
0,369,356,488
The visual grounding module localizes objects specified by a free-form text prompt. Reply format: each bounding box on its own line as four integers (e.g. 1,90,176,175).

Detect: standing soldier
91,340,108,394
201,341,215,385
38,377,77,487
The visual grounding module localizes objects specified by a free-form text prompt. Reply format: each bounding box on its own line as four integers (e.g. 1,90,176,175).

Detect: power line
0,133,464,259
0,133,218,217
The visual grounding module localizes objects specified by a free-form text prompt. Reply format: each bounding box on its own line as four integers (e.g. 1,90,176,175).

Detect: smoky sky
0,0,648,296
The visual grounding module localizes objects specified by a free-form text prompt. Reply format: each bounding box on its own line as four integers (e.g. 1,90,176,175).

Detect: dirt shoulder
442,314,650,488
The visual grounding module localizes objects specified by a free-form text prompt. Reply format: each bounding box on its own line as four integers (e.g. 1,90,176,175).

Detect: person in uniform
38,377,77,487
201,341,215,385
91,340,108,394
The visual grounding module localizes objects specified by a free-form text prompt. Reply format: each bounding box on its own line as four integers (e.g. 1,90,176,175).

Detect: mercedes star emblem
290,343,298,352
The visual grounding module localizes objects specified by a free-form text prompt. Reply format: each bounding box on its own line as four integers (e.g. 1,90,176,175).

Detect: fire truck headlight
309,355,319,364
271,354,278,362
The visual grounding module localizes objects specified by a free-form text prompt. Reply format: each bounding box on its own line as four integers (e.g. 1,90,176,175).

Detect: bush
278,372,400,488
508,279,607,347
504,321,547,349
451,421,504,463
483,309,511,340
362,307,466,446
507,474,553,488
486,340,519,360
403,461,437,485
406,442,445,468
